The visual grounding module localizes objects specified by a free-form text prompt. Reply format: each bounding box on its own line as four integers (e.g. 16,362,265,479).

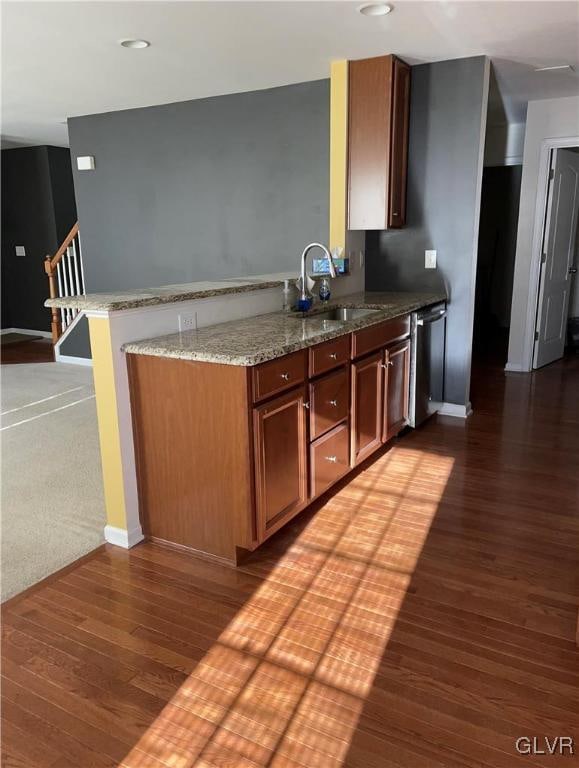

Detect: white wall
507,95,579,370
570,217,579,319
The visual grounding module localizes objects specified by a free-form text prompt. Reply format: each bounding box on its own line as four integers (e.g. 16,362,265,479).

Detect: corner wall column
87,313,143,548
329,59,366,281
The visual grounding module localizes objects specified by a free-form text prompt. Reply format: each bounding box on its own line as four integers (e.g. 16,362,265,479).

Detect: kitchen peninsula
47,272,444,559
123,289,445,565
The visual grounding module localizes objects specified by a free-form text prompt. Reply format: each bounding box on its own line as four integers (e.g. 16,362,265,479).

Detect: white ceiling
2,0,579,147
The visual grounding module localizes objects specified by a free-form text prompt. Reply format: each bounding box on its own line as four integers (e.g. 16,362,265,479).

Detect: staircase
44,222,85,344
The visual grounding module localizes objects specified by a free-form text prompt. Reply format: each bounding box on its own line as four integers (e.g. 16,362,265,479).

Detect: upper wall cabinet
348,54,411,231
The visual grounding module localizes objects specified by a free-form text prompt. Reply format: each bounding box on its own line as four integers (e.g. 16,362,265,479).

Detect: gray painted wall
1,146,76,331
58,315,91,359
68,80,329,292
365,56,488,406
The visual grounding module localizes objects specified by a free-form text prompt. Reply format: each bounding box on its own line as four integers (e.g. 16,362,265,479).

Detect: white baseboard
104,524,144,549
505,361,528,373
55,352,93,367
438,401,473,419
1,327,52,338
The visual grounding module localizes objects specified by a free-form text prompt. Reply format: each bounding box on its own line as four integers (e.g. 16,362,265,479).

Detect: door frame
519,135,579,372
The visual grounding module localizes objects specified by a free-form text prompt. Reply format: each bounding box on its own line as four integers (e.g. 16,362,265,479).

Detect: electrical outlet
178,312,196,332
425,250,437,269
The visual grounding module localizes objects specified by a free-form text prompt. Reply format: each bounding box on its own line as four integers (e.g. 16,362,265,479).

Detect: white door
533,148,579,369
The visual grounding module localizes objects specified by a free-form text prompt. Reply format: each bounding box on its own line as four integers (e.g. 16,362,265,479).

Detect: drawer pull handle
329,399,338,407
325,455,337,463
280,372,290,380
381,362,394,369
329,353,338,360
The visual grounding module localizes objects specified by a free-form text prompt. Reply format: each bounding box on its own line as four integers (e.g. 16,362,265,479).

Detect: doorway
532,146,579,369
473,164,522,367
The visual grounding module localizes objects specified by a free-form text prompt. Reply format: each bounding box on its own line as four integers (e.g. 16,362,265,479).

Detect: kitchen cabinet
351,319,411,466
309,367,349,440
383,340,411,442
311,423,350,498
351,351,384,465
348,54,411,230
253,387,308,542
127,313,413,565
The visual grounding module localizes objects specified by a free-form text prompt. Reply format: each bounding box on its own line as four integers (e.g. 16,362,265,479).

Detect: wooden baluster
44,256,62,343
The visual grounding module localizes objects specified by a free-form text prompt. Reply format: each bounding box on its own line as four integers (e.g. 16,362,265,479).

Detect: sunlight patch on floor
121,447,455,768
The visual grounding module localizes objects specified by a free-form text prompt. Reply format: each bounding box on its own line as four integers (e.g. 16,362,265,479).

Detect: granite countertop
44,272,302,312
122,291,446,366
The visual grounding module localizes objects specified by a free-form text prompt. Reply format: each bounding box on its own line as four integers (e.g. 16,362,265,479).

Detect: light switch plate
76,156,95,171
425,249,437,269
15,245,26,257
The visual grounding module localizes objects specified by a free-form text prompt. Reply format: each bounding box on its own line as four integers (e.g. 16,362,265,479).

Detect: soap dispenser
282,279,296,312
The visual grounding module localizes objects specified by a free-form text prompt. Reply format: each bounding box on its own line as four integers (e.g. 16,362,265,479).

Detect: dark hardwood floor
1,338,54,364
2,352,578,767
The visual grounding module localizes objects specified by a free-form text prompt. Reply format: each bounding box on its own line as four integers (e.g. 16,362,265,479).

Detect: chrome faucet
298,242,337,311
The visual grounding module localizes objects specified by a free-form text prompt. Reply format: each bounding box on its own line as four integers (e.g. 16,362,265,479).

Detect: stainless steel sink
293,307,381,322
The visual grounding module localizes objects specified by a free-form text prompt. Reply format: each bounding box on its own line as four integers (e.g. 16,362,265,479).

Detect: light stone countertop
122,291,446,366
44,272,302,312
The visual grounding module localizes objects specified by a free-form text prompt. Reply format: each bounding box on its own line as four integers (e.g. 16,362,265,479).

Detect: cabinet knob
280,372,290,381
325,455,337,463
302,402,310,409
329,353,337,360
329,399,338,407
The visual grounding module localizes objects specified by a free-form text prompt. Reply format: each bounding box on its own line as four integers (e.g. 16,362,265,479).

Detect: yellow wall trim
88,316,128,531
329,60,348,253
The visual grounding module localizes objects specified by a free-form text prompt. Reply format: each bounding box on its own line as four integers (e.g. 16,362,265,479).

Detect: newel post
44,255,62,344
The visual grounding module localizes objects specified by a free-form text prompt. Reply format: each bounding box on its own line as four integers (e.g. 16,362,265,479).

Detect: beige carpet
1,362,105,601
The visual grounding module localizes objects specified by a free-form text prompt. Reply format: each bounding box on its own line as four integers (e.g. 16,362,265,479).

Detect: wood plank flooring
2,352,578,767
1,338,54,364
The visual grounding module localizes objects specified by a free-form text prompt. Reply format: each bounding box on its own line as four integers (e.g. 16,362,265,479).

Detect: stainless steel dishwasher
408,302,447,428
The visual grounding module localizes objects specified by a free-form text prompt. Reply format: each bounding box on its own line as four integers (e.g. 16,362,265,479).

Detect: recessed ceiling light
534,64,573,73
358,3,393,16
119,39,150,49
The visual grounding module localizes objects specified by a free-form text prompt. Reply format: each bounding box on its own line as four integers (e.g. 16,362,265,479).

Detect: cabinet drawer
252,350,307,403
311,423,350,498
309,367,349,440
309,335,350,377
352,315,410,359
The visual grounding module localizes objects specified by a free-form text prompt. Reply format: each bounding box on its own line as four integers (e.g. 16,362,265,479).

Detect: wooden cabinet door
348,54,410,231
253,387,308,542
388,57,410,228
348,56,393,231
383,340,410,442
351,352,384,465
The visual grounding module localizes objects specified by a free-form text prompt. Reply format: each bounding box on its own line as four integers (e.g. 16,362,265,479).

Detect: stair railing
44,222,85,343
